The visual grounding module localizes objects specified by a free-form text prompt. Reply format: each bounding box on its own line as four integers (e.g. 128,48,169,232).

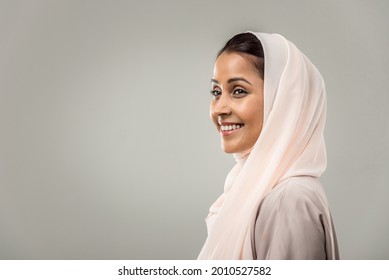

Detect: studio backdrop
1,0,388,259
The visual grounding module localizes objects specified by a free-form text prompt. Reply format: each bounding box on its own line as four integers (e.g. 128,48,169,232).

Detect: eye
232,88,248,97
210,89,222,98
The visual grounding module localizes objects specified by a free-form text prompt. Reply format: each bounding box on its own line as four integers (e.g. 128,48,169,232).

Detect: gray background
1,0,388,259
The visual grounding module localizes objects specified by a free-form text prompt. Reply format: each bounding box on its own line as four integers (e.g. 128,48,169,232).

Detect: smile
219,123,244,136
220,124,244,131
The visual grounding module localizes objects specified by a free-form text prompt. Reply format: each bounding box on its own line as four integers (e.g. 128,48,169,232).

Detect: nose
210,94,231,119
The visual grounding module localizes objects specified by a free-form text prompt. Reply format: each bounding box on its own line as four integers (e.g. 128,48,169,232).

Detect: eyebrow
211,77,252,85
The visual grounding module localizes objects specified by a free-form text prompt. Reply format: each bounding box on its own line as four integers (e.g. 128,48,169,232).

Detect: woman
198,32,340,259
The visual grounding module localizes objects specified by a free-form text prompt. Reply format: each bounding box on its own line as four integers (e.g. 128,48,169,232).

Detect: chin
221,144,238,154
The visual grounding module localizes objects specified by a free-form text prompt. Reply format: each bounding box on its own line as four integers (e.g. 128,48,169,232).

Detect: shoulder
254,176,331,246
259,176,328,215
254,176,332,259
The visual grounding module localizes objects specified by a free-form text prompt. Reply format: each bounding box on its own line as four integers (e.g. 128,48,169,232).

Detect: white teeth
221,124,243,131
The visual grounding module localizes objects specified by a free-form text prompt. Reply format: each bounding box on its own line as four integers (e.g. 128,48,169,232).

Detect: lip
219,122,244,136
218,121,241,126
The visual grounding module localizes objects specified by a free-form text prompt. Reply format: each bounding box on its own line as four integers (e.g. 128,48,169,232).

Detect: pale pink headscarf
198,32,328,259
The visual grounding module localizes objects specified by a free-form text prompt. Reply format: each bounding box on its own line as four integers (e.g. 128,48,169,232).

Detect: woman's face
210,51,264,154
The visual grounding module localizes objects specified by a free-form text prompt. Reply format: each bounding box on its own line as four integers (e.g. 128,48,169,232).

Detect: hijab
198,32,330,259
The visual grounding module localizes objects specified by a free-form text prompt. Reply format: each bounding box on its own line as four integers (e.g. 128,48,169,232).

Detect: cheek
243,101,263,130
209,103,217,125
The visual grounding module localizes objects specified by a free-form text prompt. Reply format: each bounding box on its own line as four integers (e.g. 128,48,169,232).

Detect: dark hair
217,33,265,79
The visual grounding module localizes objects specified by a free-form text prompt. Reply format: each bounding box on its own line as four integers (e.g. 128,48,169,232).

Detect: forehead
213,52,258,79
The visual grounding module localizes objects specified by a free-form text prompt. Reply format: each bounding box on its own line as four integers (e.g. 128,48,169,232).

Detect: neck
233,147,253,166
